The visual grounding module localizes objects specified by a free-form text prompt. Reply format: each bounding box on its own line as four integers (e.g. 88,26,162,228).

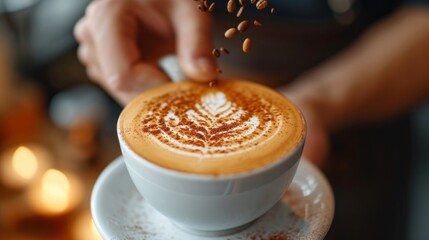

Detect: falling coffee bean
198,3,207,12
193,0,271,73
212,48,220,58
208,2,215,12
209,80,218,87
227,0,236,13
253,20,262,26
243,38,252,53
256,0,268,10
224,28,238,38
237,20,250,33
236,6,244,17
220,47,230,55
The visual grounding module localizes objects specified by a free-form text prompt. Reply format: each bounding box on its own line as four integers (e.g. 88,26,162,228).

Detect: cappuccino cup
118,79,305,235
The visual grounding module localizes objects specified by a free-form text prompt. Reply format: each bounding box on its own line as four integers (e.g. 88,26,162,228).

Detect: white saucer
91,157,334,240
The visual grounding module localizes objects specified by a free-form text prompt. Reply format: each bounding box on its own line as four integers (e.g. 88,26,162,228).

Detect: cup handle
158,55,187,83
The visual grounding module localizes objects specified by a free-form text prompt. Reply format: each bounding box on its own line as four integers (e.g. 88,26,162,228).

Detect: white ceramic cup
117,56,306,235
118,129,304,235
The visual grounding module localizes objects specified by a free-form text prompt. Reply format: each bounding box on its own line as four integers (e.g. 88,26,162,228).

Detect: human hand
74,0,218,105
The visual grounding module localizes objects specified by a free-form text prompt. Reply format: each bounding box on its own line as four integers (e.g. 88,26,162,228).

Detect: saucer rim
91,157,334,239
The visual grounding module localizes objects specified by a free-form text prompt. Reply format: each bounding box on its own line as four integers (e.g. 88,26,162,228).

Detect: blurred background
0,0,120,239
0,0,428,239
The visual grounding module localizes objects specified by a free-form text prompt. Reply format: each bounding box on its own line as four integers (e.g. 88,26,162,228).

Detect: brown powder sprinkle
141,86,280,155
247,231,291,240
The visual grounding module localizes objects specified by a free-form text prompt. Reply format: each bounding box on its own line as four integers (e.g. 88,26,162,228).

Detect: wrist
281,76,345,131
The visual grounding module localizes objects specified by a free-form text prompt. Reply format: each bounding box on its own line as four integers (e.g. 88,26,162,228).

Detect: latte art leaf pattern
141,89,284,158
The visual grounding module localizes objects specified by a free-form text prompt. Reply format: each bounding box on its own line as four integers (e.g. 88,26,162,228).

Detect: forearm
284,7,429,129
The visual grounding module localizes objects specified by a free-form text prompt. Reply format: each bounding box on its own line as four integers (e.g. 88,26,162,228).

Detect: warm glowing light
12,146,38,179
0,144,51,189
40,169,70,213
27,168,83,216
73,211,102,240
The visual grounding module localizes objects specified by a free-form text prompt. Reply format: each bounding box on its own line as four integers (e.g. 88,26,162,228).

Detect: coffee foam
120,80,305,175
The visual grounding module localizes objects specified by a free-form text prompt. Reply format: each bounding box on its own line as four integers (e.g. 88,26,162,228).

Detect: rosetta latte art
140,89,283,158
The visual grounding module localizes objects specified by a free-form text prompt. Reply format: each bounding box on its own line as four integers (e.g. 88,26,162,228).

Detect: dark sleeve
403,0,429,5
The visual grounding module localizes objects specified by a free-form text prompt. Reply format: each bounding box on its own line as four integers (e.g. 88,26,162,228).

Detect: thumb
170,2,218,82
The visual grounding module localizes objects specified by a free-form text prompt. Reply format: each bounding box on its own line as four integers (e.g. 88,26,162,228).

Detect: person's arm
281,6,429,164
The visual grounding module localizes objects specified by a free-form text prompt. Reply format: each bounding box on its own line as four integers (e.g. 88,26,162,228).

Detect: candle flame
41,169,70,213
12,146,38,180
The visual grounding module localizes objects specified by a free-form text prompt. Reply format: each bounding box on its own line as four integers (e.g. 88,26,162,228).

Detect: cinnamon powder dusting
139,83,283,157
246,231,291,240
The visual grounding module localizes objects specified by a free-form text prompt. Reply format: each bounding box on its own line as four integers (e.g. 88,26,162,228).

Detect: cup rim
117,107,306,181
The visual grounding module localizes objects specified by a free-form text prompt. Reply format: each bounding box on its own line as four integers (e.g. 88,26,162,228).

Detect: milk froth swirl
141,89,281,158
120,80,305,175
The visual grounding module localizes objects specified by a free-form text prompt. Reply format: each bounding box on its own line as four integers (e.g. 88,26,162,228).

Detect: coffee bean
256,0,268,10
253,20,262,26
193,0,269,71
237,6,244,17
227,0,236,13
209,80,218,87
212,48,220,58
208,2,215,12
224,28,237,38
220,47,230,55
237,20,250,33
243,38,252,53
198,3,207,12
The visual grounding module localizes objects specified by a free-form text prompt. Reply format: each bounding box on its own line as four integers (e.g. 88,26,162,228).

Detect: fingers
75,18,102,81
91,2,141,87
103,63,169,106
74,0,218,106
74,0,170,105
170,2,218,82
